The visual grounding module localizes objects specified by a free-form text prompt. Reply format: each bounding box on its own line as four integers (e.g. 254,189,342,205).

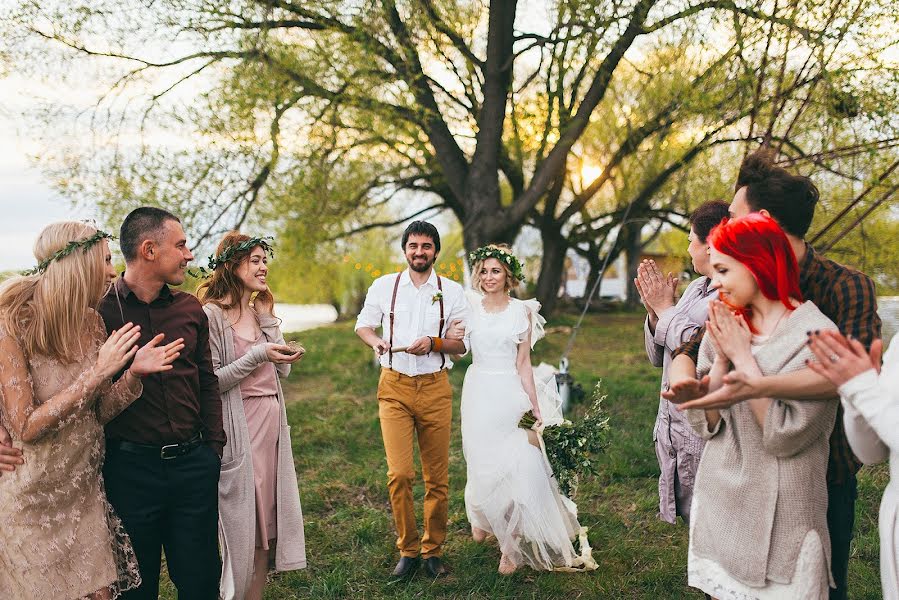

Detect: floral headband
468,245,525,281
21,230,115,276
190,236,275,278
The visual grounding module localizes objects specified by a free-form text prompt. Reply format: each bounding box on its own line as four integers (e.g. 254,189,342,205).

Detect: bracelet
427,336,435,353
125,368,140,381
432,337,444,352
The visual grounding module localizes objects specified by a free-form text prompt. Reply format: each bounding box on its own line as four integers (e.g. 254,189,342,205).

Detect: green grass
162,311,886,599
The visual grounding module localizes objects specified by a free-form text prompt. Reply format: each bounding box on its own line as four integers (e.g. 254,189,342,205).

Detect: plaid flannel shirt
672,243,882,484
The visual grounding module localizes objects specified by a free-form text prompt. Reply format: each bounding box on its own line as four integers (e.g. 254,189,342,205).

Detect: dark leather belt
108,433,204,460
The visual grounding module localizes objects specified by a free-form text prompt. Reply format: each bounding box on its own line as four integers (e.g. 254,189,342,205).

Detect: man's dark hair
735,149,819,238
119,206,180,263
400,221,441,253
689,200,731,243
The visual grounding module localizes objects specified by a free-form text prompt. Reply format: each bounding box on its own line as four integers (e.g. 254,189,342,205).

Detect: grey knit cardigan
685,301,838,587
204,303,306,600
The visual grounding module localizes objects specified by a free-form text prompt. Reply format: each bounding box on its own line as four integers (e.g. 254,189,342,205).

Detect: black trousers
104,442,222,600
828,478,858,600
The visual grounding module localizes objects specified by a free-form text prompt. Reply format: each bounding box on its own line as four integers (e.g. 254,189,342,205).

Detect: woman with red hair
684,213,838,598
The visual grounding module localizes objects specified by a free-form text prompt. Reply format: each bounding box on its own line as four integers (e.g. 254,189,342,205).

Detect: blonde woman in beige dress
0,222,184,600
198,232,306,600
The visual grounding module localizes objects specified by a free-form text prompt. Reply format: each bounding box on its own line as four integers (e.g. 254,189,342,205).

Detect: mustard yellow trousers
377,368,452,558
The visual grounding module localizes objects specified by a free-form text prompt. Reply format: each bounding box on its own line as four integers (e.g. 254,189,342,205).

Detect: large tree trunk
621,221,643,307
535,227,568,316
460,208,520,252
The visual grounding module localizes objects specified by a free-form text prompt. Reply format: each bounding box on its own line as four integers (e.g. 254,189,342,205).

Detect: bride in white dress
461,244,589,575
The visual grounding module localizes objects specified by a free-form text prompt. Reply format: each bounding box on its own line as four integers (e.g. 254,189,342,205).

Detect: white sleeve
841,394,889,465
838,333,899,454
446,285,471,354
354,278,385,332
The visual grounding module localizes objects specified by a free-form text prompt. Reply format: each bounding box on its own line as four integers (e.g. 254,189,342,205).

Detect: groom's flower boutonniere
431,291,444,304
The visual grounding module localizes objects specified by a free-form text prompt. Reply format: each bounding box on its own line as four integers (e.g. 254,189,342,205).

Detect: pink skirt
243,394,280,549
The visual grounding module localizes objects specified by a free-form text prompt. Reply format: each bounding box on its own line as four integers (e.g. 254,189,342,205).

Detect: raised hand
707,301,752,367
130,334,185,376
96,323,142,379
253,294,273,316
807,330,883,387
264,343,305,364
634,278,658,322
0,424,24,476
635,259,676,315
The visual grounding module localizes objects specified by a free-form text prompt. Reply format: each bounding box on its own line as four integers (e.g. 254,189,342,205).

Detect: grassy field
162,311,886,599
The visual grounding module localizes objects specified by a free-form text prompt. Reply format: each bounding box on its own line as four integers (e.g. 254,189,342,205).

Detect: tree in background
3,0,898,312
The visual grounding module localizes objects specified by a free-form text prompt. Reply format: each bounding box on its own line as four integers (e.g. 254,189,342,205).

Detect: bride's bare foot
498,554,517,575
472,526,488,543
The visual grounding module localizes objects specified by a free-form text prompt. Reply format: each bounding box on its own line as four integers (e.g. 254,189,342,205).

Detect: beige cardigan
686,301,838,587
204,303,306,600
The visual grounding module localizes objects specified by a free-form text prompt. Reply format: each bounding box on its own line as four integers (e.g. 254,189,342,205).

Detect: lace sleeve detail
96,374,142,426
89,312,142,425
0,330,104,443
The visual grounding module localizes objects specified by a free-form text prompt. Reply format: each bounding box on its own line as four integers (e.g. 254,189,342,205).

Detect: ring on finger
828,354,839,363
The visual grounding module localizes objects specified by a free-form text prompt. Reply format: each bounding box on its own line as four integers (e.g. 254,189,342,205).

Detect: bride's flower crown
468,245,525,282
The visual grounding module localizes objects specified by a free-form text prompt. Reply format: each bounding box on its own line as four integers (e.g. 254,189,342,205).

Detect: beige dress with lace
0,311,143,599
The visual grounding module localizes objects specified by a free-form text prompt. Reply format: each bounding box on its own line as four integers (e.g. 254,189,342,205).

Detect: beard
407,255,435,273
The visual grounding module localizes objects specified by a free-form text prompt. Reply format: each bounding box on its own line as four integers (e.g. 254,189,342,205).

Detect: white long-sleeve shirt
838,333,898,600
355,269,469,376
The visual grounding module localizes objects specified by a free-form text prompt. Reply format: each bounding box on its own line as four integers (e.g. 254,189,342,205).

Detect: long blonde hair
0,221,109,362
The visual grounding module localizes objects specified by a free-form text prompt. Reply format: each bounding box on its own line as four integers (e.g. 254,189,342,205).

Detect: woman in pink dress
198,232,306,600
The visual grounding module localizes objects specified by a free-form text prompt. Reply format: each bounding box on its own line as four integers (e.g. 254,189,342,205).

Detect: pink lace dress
0,311,143,599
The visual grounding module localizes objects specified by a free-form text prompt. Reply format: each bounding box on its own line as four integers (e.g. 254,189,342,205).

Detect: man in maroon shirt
99,207,224,600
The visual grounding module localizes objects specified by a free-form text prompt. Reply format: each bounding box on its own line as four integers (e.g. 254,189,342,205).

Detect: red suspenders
388,273,446,369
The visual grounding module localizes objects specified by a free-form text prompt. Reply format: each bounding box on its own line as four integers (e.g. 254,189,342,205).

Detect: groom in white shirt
355,221,468,579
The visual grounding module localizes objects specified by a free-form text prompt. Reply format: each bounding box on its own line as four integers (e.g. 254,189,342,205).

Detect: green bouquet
520,382,611,498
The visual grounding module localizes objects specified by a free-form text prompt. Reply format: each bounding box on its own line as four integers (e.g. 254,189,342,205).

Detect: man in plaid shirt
665,149,882,600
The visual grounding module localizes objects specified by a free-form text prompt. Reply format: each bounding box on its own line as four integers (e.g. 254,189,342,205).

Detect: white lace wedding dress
461,294,591,571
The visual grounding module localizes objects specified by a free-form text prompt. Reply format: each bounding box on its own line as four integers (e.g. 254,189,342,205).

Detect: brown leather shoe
391,556,419,578
423,556,449,578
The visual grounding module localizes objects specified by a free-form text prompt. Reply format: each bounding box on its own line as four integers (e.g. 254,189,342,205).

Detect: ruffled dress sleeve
514,298,546,349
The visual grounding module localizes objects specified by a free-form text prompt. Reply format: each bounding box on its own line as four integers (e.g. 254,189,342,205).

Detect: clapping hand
130,334,185,377
634,259,677,318
675,370,757,410
662,375,710,405
806,330,883,387
706,301,752,367
96,323,143,379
